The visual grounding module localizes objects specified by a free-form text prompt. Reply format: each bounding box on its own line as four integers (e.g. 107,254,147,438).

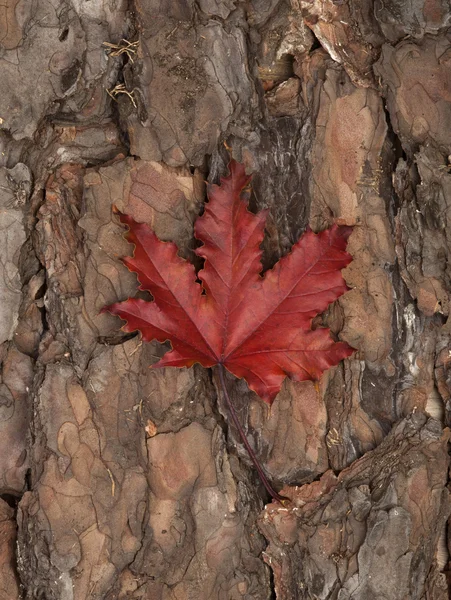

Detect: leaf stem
217,363,284,502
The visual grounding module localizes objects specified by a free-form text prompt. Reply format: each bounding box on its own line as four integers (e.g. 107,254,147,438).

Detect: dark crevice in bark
377,100,406,424
381,105,402,222
0,493,21,508
0,493,23,598
24,468,32,492
268,566,277,600
97,330,139,345
114,1,139,158
310,32,322,52
111,85,133,158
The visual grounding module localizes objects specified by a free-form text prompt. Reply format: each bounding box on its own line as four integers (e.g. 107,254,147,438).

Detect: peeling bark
259,414,449,599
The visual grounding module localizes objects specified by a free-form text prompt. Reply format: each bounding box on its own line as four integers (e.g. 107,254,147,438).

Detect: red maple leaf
103,160,354,404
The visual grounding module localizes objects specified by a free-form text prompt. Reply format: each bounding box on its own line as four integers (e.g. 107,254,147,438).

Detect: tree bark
0,1,450,599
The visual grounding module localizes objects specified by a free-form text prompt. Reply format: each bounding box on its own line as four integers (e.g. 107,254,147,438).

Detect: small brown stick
217,363,285,502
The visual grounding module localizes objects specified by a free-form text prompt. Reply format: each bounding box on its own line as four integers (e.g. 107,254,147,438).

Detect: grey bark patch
0,164,30,344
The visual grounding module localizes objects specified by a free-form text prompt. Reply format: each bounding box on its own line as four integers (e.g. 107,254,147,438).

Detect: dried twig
218,364,285,503
106,84,137,108
102,39,139,62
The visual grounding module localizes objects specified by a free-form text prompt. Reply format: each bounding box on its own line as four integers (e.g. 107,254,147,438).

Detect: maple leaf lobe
103,159,354,403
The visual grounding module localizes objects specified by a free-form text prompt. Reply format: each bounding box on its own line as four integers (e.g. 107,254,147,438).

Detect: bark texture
0,0,450,599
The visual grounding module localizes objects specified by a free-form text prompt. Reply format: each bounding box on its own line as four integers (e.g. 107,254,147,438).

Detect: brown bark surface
0,1,450,599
